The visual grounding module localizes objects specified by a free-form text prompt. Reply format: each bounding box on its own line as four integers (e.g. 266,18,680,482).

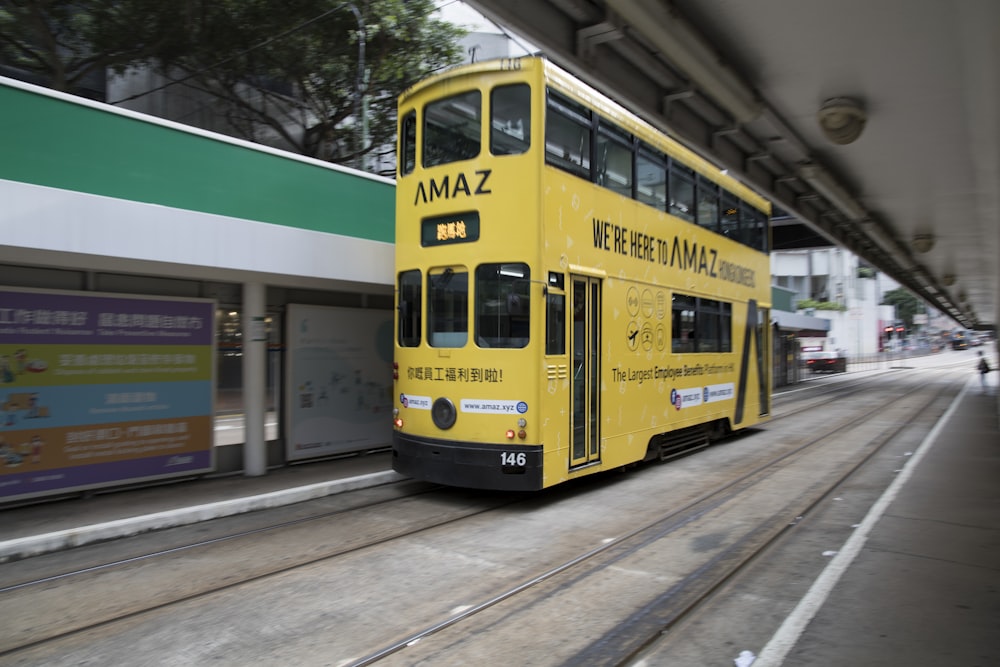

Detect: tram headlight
505,429,516,439
431,397,457,430
517,418,527,428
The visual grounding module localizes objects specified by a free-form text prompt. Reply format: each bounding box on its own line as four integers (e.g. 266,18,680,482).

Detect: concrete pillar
242,281,267,476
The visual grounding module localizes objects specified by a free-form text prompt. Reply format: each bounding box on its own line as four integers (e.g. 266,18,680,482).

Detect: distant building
771,247,902,357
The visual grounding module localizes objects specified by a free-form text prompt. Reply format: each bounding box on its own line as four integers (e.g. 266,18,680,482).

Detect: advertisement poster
285,305,392,461
0,288,215,503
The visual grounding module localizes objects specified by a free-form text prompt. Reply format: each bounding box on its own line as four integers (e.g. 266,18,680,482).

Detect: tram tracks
0,483,529,658
346,374,964,665
0,366,968,665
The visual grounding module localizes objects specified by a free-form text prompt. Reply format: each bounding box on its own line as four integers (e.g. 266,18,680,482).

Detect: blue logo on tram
670,389,682,410
516,401,528,414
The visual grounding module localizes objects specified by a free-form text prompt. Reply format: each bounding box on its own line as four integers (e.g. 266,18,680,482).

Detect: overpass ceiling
464,0,999,330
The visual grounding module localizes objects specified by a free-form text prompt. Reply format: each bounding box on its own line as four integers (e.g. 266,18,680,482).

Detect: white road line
751,377,971,666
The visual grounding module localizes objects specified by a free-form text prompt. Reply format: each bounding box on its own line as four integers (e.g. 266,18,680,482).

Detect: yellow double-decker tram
392,56,771,491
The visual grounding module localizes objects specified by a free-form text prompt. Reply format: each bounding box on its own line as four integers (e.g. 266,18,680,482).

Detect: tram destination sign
421,211,480,246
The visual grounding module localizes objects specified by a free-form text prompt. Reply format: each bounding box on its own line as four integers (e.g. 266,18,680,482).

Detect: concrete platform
752,376,1000,667
0,450,400,562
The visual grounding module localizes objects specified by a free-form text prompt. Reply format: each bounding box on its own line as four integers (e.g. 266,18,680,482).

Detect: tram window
672,296,733,353
636,147,667,210
398,270,422,347
545,91,591,179
720,302,732,352
697,175,719,232
490,84,530,156
743,204,769,252
669,163,695,222
475,263,530,348
546,273,566,355
702,300,732,352
545,291,565,355
698,309,719,352
424,90,481,168
400,111,416,176
428,267,468,348
596,123,632,198
696,299,726,352
672,295,696,353
721,192,740,240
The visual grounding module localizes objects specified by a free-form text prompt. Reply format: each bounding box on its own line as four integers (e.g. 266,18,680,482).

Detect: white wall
0,179,393,292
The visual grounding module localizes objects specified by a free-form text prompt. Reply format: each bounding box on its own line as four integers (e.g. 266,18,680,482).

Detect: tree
0,0,188,97
1,0,466,170
795,299,846,312
881,287,921,329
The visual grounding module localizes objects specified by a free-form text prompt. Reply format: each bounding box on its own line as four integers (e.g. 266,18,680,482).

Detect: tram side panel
540,167,771,478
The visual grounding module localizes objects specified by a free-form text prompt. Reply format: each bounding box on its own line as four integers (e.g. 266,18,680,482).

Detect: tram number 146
501,452,527,466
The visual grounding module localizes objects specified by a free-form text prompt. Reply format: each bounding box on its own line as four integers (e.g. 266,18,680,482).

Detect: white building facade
772,248,898,357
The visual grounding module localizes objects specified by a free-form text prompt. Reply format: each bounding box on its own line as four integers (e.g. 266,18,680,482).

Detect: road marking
751,378,970,666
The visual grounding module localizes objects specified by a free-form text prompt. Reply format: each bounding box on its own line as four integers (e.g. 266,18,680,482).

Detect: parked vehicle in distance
804,350,847,373
951,330,968,349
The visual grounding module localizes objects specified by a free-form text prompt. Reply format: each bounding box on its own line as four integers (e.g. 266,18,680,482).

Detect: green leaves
880,287,922,329
2,0,466,169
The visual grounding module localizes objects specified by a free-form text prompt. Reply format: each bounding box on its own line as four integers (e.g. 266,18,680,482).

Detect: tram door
570,276,601,467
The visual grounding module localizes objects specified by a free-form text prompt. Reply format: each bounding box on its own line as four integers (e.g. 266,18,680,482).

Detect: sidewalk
756,375,1000,666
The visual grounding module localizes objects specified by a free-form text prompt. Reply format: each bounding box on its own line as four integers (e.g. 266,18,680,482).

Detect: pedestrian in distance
976,351,991,392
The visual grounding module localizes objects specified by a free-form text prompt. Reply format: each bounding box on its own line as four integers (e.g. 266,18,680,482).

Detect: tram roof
400,55,770,213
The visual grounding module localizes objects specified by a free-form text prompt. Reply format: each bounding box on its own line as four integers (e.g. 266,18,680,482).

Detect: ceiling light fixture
818,97,867,145
911,233,935,254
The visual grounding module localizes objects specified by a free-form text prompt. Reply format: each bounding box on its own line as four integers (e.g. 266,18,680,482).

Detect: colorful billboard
0,288,214,502
285,305,392,461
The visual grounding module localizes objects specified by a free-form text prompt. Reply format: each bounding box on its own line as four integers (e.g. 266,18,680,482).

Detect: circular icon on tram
641,323,654,351
626,320,640,350
641,289,655,318
626,286,640,316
